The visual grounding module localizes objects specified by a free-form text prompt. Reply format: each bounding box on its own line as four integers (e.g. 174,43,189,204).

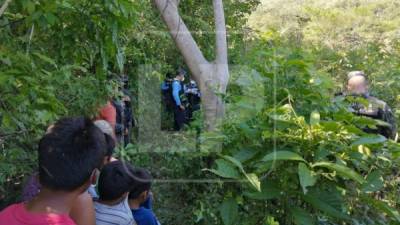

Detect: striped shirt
94,197,136,225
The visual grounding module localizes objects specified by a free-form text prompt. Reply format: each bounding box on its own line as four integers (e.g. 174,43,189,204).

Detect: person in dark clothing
111,99,124,144
121,76,134,146
113,75,135,146
122,92,134,146
185,79,201,121
335,71,397,139
161,73,175,112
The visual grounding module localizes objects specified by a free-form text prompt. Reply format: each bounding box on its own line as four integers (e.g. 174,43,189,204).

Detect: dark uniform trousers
174,105,186,131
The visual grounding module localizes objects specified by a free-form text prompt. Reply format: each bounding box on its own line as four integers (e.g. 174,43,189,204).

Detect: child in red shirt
0,203,75,225
0,117,107,225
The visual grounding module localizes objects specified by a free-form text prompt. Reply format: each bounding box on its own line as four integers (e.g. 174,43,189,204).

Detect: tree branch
153,0,209,79
213,0,228,65
212,0,229,95
0,0,12,17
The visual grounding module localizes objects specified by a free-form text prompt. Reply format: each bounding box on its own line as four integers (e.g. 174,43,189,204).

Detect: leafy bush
206,36,400,225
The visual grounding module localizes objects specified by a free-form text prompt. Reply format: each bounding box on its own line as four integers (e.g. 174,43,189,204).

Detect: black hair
166,72,173,79
104,134,115,158
38,117,106,191
128,168,152,200
175,68,187,78
98,161,135,201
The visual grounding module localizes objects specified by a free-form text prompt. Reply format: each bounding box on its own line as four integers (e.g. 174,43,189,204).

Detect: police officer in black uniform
336,71,397,139
185,79,201,121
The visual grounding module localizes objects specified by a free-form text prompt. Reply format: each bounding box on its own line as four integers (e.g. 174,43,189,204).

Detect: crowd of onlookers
0,117,160,225
0,70,203,225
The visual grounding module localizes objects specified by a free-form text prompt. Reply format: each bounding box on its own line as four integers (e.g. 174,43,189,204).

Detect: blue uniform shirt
172,80,182,106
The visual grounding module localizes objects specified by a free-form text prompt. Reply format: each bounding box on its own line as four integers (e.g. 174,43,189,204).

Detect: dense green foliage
0,0,258,217
249,0,400,50
1,0,400,224
206,35,400,224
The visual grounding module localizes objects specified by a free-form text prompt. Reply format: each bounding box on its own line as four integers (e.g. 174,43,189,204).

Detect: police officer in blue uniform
171,69,187,131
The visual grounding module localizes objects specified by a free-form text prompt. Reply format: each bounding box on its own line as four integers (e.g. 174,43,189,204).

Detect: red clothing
97,101,116,129
0,203,76,225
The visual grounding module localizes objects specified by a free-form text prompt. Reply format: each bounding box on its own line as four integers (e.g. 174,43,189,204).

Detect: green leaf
320,121,340,132
262,151,305,162
312,162,365,184
44,13,58,25
303,191,349,220
24,1,36,14
298,163,317,194
233,148,257,163
221,155,247,173
312,162,364,184
222,155,261,191
291,207,315,225
245,173,261,192
363,196,400,223
265,216,280,225
219,198,238,225
244,180,280,200
361,171,384,193
33,53,57,68
351,135,387,146
204,159,240,179
310,110,320,125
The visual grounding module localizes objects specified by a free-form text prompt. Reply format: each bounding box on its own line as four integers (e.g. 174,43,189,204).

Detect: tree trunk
153,0,229,130
0,0,12,17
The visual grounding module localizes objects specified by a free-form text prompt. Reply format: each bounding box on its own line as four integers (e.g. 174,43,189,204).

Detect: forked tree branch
154,0,209,80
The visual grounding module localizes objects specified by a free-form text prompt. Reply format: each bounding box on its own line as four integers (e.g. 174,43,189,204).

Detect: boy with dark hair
87,131,117,201
0,117,107,225
128,168,161,225
94,161,136,225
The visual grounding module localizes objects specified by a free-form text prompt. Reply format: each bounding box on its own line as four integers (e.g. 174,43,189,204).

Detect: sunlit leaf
298,163,317,194
351,135,387,146
312,162,364,184
262,151,305,162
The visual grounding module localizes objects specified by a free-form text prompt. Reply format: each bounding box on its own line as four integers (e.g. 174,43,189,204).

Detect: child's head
128,168,152,203
94,120,116,165
98,161,135,202
38,117,106,193
103,134,116,164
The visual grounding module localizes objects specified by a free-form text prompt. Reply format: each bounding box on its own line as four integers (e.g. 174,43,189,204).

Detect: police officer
185,79,201,121
121,75,134,146
172,69,187,131
338,71,397,139
161,73,174,111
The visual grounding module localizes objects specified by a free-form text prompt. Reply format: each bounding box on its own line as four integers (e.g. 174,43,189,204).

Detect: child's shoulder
95,199,134,225
132,207,156,220
0,203,76,225
0,203,21,218
132,207,153,214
